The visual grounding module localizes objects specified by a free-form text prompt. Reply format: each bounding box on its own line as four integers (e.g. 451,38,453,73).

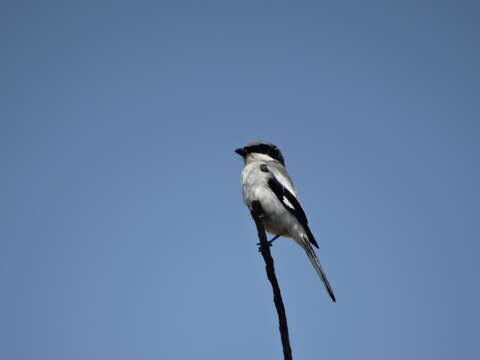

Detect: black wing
267,175,319,248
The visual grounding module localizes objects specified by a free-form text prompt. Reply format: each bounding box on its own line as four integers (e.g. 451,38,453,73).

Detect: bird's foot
257,235,280,252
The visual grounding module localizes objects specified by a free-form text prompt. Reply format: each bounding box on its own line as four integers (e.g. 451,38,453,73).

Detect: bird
235,141,336,302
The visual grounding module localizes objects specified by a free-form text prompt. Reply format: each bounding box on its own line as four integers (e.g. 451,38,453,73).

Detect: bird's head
235,141,285,165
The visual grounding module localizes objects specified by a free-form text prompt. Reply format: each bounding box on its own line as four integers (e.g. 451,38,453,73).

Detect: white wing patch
282,196,295,209
269,167,297,196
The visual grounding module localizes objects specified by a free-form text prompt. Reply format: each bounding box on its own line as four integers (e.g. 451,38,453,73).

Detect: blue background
2,1,479,359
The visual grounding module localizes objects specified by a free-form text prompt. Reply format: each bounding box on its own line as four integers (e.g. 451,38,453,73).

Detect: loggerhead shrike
236,141,336,302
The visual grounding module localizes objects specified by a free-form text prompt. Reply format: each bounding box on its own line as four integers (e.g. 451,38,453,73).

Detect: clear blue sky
2,1,479,359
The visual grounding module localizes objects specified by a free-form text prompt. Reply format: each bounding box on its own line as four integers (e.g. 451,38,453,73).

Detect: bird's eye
260,164,269,172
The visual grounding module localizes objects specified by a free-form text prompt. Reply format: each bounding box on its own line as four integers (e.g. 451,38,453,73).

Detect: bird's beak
235,147,247,157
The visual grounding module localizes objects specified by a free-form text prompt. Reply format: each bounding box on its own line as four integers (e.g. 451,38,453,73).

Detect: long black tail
302,235,336,302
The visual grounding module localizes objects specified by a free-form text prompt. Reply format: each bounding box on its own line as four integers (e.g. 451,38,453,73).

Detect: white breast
240,161,303,240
